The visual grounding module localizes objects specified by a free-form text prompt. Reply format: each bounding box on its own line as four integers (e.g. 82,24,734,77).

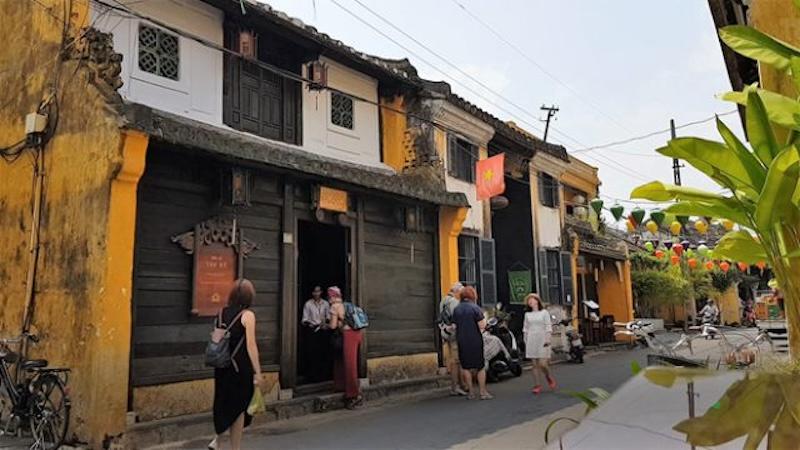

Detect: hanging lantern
705,260,715,271
681,240,691,249
697,244,709,257
695,220,709,234
644,241,655,252
685,249,695,258
655,250,665,259
610,204,625,221
677,215,690,226
737,261,749,272
574,205,589,220
631,208,646,226
720,261,730,273
646,220,659,234
669,221,682,235
707,250,715,260
756,261,767,271
722,219,735,231
590,198,604,216
688,258,698,269
626,220,635,232
664,241,674,250
673,243,684,256
650,209,666,226
670,255,680,265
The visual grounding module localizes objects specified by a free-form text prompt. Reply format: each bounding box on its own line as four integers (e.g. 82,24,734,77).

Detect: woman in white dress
523,294,556,394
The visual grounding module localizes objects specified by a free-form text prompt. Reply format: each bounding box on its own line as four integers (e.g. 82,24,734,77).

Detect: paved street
168,348,648,450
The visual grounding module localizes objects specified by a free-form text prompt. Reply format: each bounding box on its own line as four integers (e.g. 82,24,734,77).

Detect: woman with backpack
328,286,364,409
209,279,265,450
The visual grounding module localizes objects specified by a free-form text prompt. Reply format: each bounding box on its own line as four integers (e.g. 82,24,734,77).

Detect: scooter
485,305,523,382
560,319,585,363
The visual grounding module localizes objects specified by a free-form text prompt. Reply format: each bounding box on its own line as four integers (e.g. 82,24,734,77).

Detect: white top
523,309,553,359
302,299,330,328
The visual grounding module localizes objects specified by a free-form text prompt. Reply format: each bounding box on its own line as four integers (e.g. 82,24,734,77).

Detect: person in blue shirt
452,286,492,400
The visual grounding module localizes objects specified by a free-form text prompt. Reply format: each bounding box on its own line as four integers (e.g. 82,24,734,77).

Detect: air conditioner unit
238,30,257,59
307,60,327,90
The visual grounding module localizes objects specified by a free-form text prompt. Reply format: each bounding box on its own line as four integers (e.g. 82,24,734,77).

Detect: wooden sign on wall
172,216,259,316
318,186,348,213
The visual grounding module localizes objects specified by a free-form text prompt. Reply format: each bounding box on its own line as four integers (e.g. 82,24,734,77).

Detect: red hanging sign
476,153,506,201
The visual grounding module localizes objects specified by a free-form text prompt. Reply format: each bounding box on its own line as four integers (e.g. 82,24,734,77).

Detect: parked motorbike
559,319,585,363
486,304,523,382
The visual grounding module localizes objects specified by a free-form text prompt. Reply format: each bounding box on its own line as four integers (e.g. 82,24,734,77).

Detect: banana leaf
716,118,767,187
746,90,780,166
755,145,800,231
631,180,725,202
791,56,800,91
713,230,767,264
719,25,800,72
665,201,751,227
722,89,800,131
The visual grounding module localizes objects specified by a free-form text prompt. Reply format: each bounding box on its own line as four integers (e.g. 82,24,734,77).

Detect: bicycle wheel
28,373,70,450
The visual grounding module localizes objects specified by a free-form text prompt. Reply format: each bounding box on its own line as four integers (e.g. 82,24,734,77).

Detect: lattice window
138,24,180,81
330,92,354,129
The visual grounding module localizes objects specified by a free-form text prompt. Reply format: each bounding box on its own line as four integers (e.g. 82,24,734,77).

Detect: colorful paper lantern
673,243,684,257
705,261,715,271
756,261,767,270
590,198,604,215
722,219,735,231
669,221,682,235
626,220,635,232
644,241,655,252
697,244,709,256
677,215,690,226
695,220,708,234
610,204,625,221
646,220,659,234
737,261,749,272
664,241,673,250
685,249,695,258
650,209,666,226
720,261,730,273
671,255,680,265
688,258,698,269
631,208,646,226
655,250,665,259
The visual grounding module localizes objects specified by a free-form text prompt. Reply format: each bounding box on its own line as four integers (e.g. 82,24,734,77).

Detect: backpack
344,302,369,330
205,308,247,371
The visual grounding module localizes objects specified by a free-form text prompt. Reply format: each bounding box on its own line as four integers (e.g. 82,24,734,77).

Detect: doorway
296,220,349,385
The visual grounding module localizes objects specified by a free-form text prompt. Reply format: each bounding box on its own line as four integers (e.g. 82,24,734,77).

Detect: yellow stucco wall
379,95,408,172
439,206,468,297
598,261,635,330
0,1,142,445
751,0,800,99
711,286,741,326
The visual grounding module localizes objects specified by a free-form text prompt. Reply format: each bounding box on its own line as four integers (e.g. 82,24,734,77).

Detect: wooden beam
279,180,297,389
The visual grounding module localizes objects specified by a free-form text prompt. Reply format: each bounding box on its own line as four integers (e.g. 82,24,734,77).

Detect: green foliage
709,269,739,294
629,251,667,271
631,360,642,376
632,268,688,316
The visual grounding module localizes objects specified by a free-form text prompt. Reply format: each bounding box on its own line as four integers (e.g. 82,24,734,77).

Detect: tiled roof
119,102,469,208
565,215,630,260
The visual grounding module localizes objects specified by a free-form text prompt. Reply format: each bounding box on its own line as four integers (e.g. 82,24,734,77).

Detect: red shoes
532,385,542,395
547,376,557,390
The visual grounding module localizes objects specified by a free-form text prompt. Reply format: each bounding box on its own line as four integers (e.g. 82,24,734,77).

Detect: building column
439,206,468,297
88,130,148,443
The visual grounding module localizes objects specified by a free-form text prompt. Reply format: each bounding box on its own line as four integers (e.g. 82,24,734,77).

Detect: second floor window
539,172,560,208
138,24,180,81
330,92,354,129
458,234,479,290
448,135,477,183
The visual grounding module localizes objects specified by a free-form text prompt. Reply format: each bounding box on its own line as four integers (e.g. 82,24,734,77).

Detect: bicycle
0,333,71,450
614,320,707,367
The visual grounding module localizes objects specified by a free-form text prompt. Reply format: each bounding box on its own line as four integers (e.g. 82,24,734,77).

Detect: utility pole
670,119,682,186
540,105,559,143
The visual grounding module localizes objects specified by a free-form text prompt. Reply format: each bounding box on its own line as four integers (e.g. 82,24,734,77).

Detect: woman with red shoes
523,294,557,395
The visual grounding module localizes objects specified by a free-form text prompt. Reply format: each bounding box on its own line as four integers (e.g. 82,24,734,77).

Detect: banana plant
630,15,800,360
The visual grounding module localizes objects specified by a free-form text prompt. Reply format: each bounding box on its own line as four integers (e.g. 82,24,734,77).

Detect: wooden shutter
553,179,560,208
447,134,457,178
479,238,497,305
560,251,573,304
538,248,549,303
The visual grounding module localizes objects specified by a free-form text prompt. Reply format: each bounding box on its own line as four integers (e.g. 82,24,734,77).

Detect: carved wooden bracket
171,216,259,258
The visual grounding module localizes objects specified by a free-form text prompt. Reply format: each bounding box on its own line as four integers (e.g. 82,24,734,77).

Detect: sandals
547,376,557,390
532,385,542,395
480,393,494,400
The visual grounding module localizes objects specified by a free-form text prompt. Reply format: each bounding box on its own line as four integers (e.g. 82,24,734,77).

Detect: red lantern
756,261,766,269
688,258,698,269
720,261,730,273
705,261,715,271
655,250,665,259
671,255,680,265
673,243,684,257
737,261,749,272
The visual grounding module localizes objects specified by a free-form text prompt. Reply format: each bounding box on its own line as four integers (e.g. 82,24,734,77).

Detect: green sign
508,270,532,304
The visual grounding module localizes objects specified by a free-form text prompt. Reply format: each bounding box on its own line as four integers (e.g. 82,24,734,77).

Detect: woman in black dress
211,279,263,450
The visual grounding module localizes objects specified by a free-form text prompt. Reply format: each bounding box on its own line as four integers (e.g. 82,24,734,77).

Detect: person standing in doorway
452,286,492,400
302,286,331,382
440,282,468,396
328,286,364,409
210,279,264,450
523,293,556,395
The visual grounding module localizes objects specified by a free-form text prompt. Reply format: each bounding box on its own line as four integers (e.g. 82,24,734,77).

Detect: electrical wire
449,0,632,134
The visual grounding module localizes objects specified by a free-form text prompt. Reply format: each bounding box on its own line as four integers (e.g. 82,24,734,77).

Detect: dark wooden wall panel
361,199,437,358
132,148,282,386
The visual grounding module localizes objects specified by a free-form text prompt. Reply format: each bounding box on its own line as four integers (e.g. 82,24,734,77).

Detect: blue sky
261,0,743,224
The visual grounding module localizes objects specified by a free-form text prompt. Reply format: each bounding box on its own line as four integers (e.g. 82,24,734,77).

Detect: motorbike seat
22,359,48,370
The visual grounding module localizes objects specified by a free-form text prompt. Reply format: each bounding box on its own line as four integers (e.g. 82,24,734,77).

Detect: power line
571,110,739,154
449,0,632,133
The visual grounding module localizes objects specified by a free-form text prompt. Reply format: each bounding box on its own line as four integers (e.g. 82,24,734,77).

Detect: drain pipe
20,145,46,363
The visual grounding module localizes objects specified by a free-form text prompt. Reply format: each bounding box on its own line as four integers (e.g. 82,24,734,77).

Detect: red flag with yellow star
476,153,505,201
